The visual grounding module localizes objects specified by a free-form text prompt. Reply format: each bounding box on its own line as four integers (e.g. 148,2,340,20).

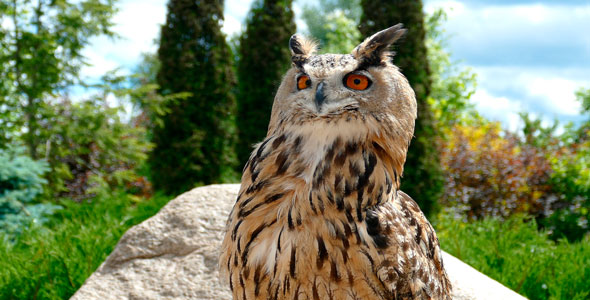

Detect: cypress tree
359,0,443,216
151,0,238,194
236,0,296,165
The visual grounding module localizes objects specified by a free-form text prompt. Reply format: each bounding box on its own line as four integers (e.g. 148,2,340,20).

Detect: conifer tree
236,0,296,165
151,0,238,194
360,0,444,216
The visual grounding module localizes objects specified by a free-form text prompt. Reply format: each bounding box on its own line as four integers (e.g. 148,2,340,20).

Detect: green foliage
322,11,362,54
537,88,590,240
577,88,590,115
440,116,590,242
131,52,161,88
300,0,361,53
236,0,296,165
425,9,479,131
151,0,239,194
0,146,60,237
39,96,153,200
0,192,171,299
435,213,590,300
0,0,153,201
0,146,48,205
511,111,590,241
360,0,444,217
0,0,118,158
126,54,192,133
546,140,590,241
519,112,561,149
574,88,590,142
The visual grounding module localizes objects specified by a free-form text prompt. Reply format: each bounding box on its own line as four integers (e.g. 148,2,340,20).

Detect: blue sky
81,0,590,131
425,0,590,130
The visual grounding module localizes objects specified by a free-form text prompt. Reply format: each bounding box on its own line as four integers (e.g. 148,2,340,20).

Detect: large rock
71,184,526,300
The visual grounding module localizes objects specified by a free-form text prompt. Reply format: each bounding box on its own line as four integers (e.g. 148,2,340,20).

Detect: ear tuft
352,24,406,67
290,34,318,68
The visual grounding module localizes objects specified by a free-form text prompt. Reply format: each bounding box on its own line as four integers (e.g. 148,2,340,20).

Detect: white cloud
516,4,551,24
471,89,523,131
437,2,590,66
292,2,308,34
1,16,13,30
471,65,587,117
81,47,121,79
426,1,590,128
424,0,466,17
223,0,253,36
222,13,243,37
222,0,307,35
80,0,167,79
225,0,253,22
526,77,581,116
111,0,167,52
477,4,559,26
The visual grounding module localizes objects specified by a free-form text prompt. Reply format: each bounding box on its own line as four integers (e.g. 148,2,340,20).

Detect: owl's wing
367,190,452,299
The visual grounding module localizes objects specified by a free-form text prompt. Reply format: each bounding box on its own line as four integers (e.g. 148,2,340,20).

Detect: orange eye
344,73,371,90
297,75,311,90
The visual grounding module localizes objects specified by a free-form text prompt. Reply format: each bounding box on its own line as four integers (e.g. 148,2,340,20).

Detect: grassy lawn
1,194,589,300
0,193,172,299
434,213,590,300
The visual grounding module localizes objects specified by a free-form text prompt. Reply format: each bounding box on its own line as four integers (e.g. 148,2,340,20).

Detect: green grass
2,195,588,300
434,213,590,300
0,193,172,300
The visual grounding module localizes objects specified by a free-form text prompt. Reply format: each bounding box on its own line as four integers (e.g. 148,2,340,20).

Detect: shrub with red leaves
439,123,557,220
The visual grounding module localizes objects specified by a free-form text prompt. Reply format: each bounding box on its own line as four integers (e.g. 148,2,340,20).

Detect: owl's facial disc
294,65,375,115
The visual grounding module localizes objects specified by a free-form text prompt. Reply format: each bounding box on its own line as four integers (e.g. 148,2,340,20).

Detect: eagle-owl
220,24,452,300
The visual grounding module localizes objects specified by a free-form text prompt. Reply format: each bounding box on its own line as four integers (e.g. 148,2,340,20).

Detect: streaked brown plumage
220,25,452,300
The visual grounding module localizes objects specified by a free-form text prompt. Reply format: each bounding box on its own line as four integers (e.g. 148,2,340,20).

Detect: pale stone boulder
71,184,526,300
71,184,237,300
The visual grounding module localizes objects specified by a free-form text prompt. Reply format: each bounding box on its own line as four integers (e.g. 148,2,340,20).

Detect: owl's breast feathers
220,117,451,300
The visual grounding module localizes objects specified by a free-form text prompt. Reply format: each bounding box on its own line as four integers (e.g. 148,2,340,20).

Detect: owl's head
268,25,417,154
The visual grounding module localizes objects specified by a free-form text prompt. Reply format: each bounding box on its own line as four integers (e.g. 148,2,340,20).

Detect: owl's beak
315,81,326,110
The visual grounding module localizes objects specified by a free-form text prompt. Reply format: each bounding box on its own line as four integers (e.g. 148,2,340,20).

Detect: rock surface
71,184,526,300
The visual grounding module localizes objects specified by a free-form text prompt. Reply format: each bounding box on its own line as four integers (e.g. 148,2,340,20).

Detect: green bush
151,0,239,194
434,212,590,300
0,192,171,299
40,99,152,200
0,146,60,238
510,112,590,242
545,141,590,241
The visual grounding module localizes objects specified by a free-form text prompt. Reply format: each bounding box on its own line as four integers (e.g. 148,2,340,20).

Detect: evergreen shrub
0,146,60,237
42,100,152,200
151,0,239,194
236,0,295,165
